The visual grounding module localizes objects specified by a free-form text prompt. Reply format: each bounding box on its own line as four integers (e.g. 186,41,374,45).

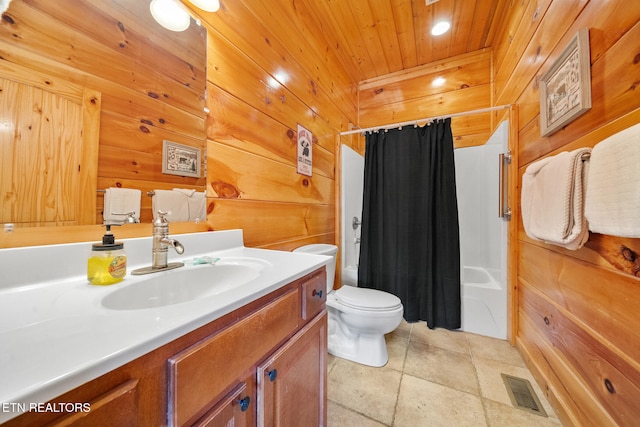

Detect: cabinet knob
267,369,278,382
312,289,323,298
237,396,250,412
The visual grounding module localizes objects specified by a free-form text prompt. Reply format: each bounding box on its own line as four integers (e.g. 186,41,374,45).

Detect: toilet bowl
293,244,403,367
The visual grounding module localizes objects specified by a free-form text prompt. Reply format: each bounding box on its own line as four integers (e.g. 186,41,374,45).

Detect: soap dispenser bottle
87,224,127,285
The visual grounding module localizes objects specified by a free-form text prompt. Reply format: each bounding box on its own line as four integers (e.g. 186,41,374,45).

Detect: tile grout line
389,322,413,426
327,398,392,426
466,333,493,426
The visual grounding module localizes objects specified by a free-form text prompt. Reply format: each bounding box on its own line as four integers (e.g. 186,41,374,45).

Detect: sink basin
102,257,272,310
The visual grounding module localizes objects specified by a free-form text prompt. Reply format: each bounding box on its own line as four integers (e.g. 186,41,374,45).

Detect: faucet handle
154,210,170,226
111,211,139,224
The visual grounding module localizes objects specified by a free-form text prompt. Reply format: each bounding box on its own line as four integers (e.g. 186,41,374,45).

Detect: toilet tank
342,266,358,287
293,244,337,292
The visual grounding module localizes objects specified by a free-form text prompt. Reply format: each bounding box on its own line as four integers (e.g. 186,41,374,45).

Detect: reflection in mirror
0,62,100,227
0,0,207,229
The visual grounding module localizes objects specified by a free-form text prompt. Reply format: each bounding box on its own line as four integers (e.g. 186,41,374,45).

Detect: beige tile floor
327,320,564,426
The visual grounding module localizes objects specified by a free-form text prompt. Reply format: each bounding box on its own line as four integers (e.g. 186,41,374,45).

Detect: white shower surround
340,121,508,340
341,145,365,271
454,121,508,339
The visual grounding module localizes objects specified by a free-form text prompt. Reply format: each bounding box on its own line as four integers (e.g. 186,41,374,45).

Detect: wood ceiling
302,0,507,84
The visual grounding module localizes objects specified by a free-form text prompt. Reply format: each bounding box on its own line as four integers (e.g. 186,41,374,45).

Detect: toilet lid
334,286,402,311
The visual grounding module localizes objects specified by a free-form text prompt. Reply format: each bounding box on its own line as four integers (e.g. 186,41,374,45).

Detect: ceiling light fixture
432,77,446,87
150,0,190,32
0,0,12,15
431,21,451,36
189,0,220,12
150,0,221,32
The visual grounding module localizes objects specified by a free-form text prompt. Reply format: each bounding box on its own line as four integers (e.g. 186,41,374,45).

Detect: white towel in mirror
103,188,141,223
152,190,190,222
173,188,207,222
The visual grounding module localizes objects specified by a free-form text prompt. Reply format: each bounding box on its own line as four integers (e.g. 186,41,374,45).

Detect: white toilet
294,244,403,367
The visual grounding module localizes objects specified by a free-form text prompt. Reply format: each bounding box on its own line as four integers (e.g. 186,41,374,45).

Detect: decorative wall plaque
539,28,592,137
162,140,201,178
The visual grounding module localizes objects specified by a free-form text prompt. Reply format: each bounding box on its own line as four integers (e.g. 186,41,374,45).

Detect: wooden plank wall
357,48,495,149
185,1,358,251
491,1,640,425
0,0,207,248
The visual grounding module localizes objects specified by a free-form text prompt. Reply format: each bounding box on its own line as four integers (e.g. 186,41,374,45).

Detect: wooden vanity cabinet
170,269,327,427
1,268,327,427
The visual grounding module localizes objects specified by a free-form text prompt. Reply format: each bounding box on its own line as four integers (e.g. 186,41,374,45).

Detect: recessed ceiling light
432,77,446,87
431,21,450,36
189,0,220,12
150,0,191,32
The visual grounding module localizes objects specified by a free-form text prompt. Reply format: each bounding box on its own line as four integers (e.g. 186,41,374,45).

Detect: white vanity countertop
0,230,329,423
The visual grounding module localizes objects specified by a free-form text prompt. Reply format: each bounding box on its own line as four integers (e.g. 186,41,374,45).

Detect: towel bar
97,189,155,197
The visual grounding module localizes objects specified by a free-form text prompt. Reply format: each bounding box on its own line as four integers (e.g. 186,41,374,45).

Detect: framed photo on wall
297,124,313,176
539,28,592,137
162,140,201,178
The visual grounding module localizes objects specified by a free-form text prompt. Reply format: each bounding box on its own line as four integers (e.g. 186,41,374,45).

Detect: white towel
173,188,207,222
152,190,190,222
585,123,640,237
521,147,591,250
103,188,141,223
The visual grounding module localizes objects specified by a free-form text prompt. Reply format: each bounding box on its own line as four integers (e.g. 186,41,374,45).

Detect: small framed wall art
539,28,592,137
297,124,313,176
162,140,201,178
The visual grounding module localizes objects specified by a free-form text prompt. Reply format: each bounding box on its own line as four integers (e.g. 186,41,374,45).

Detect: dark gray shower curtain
357,118,461,329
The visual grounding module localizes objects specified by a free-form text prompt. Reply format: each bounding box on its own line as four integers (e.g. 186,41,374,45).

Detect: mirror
0,0,207,227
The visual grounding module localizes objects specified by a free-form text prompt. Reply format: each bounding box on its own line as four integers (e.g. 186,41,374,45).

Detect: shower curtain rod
339,104,511,136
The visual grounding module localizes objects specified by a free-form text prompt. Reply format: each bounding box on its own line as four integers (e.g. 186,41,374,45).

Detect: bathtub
460,266,506,339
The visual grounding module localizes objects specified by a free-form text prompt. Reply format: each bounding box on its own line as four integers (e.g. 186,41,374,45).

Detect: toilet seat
334,286,402,311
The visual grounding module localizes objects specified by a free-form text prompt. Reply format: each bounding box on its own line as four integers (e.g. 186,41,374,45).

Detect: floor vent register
501,373,548,417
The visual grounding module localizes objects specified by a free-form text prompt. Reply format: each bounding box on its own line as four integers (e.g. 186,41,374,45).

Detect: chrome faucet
152,210,185,268
132,211,185,275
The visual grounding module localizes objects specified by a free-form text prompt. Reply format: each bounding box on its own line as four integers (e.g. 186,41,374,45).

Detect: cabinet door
193,378,254,427
257,311,327,427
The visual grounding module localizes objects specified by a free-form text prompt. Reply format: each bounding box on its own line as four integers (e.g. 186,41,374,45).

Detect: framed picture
162,140,201,178
539,28,591,137
296,124,313,176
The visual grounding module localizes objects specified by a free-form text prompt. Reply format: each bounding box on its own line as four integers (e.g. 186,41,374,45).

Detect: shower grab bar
499,151,512,221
